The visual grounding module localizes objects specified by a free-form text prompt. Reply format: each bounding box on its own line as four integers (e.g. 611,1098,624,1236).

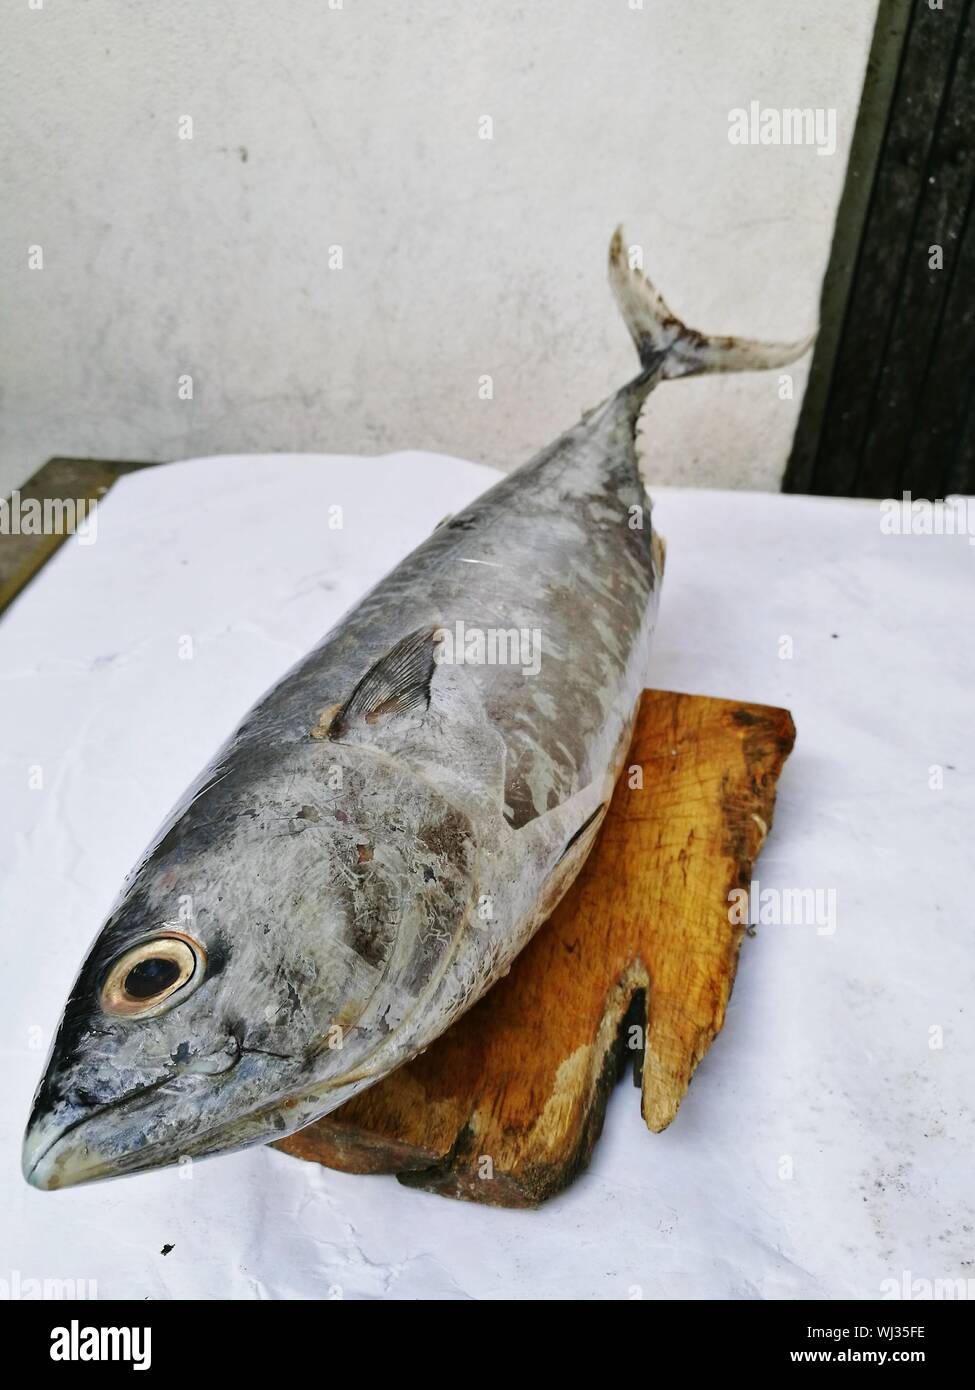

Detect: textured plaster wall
1,1,878,497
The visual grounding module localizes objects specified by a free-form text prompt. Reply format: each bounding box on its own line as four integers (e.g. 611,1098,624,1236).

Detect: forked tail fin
608,226,815,380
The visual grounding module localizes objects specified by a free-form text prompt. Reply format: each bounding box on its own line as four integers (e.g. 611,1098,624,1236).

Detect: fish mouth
22,1033,291,1191
23,1072,179,1190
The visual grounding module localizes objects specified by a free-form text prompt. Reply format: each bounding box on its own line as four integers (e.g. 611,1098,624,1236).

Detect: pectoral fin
324,627,443,739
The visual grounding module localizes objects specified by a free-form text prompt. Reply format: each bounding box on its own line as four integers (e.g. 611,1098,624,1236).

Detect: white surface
0,1,878,496
1,452,972,1301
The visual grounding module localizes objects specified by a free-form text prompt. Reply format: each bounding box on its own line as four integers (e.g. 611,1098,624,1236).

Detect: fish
23,229,813,1188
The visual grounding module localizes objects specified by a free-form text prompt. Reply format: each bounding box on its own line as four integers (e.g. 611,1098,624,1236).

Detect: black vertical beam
785,0,975,499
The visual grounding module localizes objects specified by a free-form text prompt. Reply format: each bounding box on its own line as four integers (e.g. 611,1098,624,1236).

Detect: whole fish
24,230,811,1188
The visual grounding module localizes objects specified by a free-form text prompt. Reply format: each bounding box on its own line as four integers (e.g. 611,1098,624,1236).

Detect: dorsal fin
325,627,442,739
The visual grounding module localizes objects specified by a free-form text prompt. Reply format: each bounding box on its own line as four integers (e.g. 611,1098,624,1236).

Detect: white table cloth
2,452,971,1300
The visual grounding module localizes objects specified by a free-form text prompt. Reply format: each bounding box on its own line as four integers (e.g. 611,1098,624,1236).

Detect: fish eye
100,933,206,1018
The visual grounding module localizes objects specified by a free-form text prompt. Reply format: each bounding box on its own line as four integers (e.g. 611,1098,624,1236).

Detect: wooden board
0,457,155,616
275,689,796,1207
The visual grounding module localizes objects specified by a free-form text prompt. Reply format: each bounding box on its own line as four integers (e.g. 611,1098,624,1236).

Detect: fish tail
608,226,815,381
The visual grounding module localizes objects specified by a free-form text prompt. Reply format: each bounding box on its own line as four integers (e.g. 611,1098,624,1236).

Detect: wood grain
275,689,795,1206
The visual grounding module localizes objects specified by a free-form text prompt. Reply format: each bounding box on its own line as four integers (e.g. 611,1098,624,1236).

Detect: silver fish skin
23,230,812,1188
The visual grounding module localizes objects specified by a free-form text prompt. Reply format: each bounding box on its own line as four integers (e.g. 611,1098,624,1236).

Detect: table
2,452,971,1299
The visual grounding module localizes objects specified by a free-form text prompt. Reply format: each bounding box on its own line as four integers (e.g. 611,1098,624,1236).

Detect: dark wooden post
785,0,975,500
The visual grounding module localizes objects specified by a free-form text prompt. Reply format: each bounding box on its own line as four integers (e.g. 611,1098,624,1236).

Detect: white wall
1,1,878,498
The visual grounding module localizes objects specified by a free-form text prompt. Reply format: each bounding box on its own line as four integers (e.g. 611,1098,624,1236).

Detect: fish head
23,739,477,1189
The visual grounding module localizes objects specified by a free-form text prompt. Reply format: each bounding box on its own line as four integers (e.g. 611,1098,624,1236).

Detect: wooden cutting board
275,689,795,1206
